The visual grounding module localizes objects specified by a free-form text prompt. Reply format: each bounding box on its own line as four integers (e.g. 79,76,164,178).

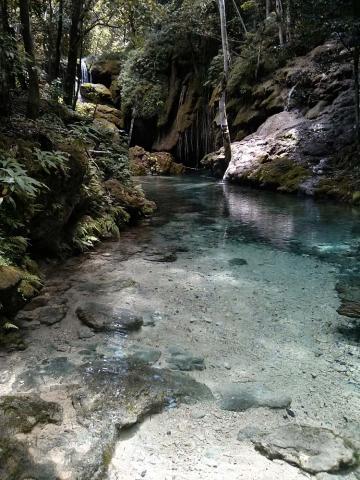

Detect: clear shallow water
140,175,360,271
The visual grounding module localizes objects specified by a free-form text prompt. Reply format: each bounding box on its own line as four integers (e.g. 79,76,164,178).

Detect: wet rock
18,357,76,389
228,258,248,266
337,301,360,319
128,348,162,365
145,251,178,263
16,305,67,326
167,348,205,371
0,330,27,352
219,383,291,411
0,395,63,434
76,302,143,332
253,425,357,474
0,438,58,480
77,326,95,339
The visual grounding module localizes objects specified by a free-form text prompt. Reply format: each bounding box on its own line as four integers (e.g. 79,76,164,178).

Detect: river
1,176,359,480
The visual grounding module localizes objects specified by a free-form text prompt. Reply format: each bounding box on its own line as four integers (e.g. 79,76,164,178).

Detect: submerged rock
16,305,67,326
0,395,63,434
219,383,291,411
76,302,143,332
228,258,248,266
253,425,358,474
167,349,205,371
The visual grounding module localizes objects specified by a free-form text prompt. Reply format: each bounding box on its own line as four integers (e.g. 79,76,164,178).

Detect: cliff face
204,41,359,203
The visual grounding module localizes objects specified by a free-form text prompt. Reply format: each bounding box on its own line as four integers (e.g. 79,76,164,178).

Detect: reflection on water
140,176,360,270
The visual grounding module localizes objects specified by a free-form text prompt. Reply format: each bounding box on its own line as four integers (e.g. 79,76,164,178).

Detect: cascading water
177,99,216,168
81,58,92,84
285,84,297,111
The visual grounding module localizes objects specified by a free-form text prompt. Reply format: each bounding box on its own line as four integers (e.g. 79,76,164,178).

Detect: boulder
253,425,357,474
104,178,156,217
129,146,185,176
80,83,112,104
94,104,123,129
76,302,143,332
90,57,122,87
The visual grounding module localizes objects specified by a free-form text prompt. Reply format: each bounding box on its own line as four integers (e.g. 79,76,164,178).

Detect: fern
0,151,44,204
33,148,69,175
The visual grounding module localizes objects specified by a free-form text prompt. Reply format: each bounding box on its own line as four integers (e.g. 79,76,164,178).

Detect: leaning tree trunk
63,0,83,106
218,0,232,173
19,0,40,119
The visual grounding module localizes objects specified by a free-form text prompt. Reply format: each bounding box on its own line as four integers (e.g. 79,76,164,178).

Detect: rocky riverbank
203,41,360,203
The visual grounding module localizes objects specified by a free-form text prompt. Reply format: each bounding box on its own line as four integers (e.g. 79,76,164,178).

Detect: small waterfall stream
81,58,92,84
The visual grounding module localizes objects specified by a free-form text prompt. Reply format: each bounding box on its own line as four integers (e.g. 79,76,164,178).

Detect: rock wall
204,41,359,203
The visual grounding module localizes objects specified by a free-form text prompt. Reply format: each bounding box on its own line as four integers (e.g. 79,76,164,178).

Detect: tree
218,0,232,173
0,0,11,116
63,0,84,106
19,0,40,118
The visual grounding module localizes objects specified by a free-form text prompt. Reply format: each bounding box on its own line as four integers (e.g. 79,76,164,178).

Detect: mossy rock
250,157,311,193
0,330,27,352
0,266,42,316
0,395,63,435
80,83,113,104
104,179,156,217
0,437,58,480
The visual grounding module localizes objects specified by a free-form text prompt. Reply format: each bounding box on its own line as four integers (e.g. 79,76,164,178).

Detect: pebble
224,362,231,370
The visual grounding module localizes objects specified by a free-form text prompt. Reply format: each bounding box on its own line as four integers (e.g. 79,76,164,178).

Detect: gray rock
219,383,291,411
128,348,161,365
253,425,357,474
76,302,143,332
167,350,205,371
77,327,95,339
16,305,67,326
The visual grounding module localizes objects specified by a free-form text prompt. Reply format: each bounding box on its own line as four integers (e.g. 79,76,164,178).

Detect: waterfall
285,84,297,111
176,99,215,168
81,59,92,84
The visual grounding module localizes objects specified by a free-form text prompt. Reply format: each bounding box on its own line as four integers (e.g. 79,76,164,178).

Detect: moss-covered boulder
80,83,113,104
90,57,122,87
129,146,185,176
104,178,156,217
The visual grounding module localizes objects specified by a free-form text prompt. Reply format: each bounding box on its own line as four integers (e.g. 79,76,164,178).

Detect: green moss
251,157,311,193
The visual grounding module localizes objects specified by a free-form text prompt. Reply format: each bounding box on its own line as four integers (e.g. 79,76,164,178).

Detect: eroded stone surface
253,425,357,474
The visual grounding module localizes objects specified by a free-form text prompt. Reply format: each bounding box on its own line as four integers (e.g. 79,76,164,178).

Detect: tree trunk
19,0,40,119
63,0,83,106
286,0,292,43
275,0,285,46
266,0,271,18
0,0,11,116
231,0,247,34
51,0,63,80
218,0,232,173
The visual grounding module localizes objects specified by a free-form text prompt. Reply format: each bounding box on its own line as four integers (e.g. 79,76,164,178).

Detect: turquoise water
140,175,360,271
